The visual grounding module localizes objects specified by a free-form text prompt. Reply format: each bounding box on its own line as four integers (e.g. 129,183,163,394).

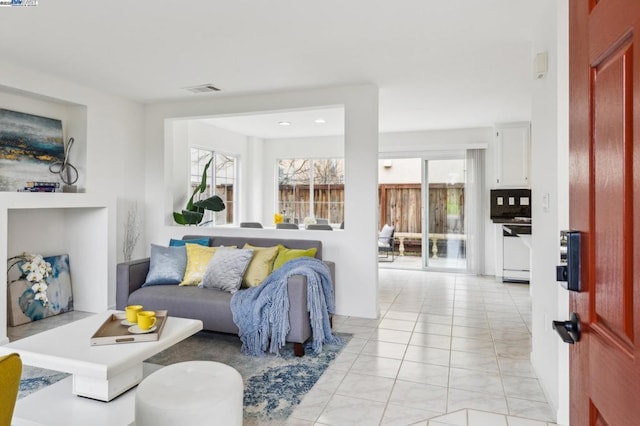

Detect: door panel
592,39,634,346
570,0,640,424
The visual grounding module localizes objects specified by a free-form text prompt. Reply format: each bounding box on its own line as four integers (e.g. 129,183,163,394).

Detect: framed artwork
7,254,74,326
0,108,64,192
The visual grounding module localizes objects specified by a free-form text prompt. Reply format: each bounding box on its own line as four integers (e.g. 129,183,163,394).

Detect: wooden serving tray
90,310,168,346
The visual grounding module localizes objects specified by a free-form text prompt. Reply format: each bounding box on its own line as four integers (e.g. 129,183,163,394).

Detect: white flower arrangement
8,252,52,306
303,216,317,226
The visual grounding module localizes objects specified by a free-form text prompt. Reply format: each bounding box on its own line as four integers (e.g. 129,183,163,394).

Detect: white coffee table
0,311,202,402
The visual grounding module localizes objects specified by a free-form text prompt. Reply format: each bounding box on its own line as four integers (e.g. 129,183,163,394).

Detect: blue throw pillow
169,238,210,247
143,244,187,286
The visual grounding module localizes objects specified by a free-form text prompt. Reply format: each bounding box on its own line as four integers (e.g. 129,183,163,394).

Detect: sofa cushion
143,244,186,286
199,248,254,294
273,245,318,270
379,224,394,239
128,285,238,334
180,244,220,286
242,244,280,288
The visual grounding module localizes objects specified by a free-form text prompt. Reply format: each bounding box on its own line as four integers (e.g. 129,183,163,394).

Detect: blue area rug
18,366,69,399
19,330,349,424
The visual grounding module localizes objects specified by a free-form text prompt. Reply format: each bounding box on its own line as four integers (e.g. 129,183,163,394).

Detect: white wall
0,60,146,340
530,1,569,424
144,85,379,318
378,127,497,275
246,137,264,223
378,158,422,183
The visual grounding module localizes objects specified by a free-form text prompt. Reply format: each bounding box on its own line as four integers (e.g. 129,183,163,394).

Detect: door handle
552,312,581,344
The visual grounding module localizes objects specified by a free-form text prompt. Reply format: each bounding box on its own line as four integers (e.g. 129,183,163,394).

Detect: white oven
502,224,531,283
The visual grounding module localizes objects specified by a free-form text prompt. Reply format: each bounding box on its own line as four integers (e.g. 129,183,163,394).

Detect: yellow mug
137,311,157,331
125,305,143,323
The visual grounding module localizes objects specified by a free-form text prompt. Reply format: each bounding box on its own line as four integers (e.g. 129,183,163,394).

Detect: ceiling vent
183,84,221,93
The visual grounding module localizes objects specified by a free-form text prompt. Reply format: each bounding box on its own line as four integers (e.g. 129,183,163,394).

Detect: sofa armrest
285,260,336,345
323,260,336,294
116,258,150,310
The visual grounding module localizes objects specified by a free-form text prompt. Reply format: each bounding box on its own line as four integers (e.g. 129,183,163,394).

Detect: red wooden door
569,0,640,424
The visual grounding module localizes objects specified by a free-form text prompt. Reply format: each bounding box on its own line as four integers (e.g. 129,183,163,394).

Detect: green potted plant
173,158,225,225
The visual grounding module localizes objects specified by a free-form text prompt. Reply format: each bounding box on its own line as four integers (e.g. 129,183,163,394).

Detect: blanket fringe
232,257,337,356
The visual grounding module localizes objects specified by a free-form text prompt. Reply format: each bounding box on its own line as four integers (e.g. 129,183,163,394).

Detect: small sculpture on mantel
49,137,79,192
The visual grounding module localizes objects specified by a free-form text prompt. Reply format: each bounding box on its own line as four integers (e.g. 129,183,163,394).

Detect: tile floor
8,267,557,426
287,268,558,426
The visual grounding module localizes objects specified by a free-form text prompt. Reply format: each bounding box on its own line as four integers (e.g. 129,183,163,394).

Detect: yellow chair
0,353,22,426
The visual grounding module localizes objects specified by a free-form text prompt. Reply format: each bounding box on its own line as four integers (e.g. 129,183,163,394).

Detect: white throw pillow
380,224,394,239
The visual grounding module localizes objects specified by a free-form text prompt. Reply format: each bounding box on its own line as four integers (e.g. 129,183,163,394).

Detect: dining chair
240,222,263,228
276,223,299,229
306,224,333,230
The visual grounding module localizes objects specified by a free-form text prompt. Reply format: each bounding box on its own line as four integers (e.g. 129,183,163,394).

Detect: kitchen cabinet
495,122,530,187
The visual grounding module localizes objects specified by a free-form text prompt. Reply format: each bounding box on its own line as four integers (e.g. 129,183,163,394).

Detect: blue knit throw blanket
230,257,339,356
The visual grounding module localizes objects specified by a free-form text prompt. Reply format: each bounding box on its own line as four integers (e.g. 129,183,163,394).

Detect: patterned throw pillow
179,244,219,286
273,245,318,270
241,244,280,288
200,248,254,293
143,244,187,286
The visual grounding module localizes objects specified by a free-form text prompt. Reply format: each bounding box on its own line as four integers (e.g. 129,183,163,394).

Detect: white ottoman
135,361,243,426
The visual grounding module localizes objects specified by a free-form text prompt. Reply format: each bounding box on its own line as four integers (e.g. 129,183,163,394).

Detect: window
277,158,344,225
190,148,236,226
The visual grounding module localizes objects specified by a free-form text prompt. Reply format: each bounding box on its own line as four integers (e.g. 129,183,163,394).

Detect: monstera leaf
173,158,226,226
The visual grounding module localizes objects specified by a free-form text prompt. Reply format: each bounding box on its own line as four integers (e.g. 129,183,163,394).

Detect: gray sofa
116,235,335,356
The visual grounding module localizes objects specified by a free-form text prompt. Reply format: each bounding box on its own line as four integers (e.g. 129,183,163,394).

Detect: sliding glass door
423,158,467,271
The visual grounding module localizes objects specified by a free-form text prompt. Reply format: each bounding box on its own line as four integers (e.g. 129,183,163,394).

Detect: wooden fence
378,183,465,234
224,182,463,235
278,184,345,224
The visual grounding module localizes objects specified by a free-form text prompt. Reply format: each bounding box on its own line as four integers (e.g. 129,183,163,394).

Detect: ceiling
0,1,540,138
205,107,345,139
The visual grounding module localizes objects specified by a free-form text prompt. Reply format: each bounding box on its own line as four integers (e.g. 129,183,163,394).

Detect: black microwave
490,189,531,222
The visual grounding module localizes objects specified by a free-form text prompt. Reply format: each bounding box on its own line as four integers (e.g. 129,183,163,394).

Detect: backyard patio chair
378,224,396,262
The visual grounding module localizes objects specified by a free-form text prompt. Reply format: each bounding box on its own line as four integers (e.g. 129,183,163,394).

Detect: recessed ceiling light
314,118,327,124
278,121,291,126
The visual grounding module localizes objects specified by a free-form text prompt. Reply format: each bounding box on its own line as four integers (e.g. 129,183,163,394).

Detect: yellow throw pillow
273,245,318,270
180,244,219,286
242,244,280,288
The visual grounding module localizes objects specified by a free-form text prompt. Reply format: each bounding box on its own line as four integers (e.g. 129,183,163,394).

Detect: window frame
189,146,238,226
276,157,344,226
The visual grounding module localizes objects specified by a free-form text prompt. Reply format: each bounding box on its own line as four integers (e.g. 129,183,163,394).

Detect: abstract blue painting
0,108,64,192
7,254,74,326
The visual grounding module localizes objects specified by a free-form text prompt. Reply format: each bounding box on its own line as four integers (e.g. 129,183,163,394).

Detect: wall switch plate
520,197,529,206
497,197,504,206
508,197,515,205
